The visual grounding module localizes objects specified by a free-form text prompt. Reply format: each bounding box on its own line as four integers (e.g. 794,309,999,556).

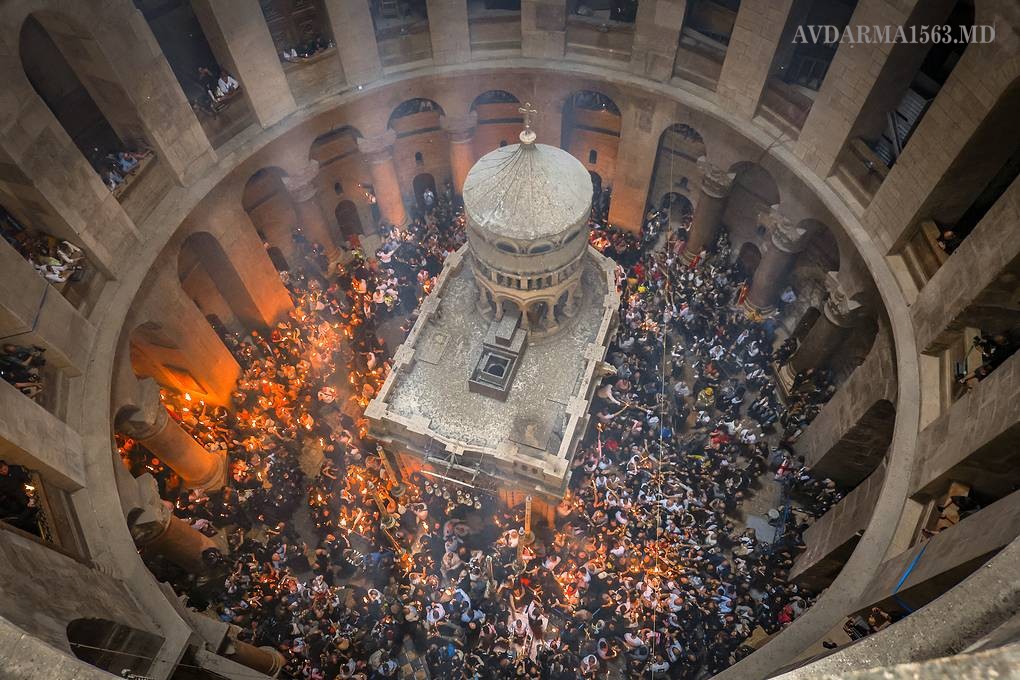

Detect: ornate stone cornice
697,156,736,198
761,205,808,253
441,111,478,143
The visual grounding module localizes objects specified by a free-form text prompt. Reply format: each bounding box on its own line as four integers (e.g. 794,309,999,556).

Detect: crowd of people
958,331,1020,388
112,180,856,679
90,147,152,192
1,343,47,402
191,64,242,116
1,207,88,285
0,460,40,537
280,35,335,64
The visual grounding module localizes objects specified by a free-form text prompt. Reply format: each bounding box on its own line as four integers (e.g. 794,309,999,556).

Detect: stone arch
470,89,522,110
242,166,299,269
18,12,151,187
736,241,762,280
497,298,521,321
177,231,265,334
472,90,524,157
526,298,556,331
562,90,622,186
647,123,707,212
67,617,164,677
334,199,363,241
412,172,438,212
723,161,781,237
796,218,841,274
309,125,363,163
388,97,445,130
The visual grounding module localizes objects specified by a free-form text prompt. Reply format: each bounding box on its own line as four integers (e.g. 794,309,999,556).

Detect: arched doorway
647,124,706,214
590,171,604,197
334,200,363,242
67,617,163,677
660,192,695,225
413,173,438,212
736,242,762,281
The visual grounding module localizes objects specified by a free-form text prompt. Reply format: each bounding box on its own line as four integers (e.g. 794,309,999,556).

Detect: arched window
588,149,598,164
414,151,424,163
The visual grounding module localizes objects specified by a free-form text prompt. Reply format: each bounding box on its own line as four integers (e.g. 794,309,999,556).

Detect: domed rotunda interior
0,1,1019,679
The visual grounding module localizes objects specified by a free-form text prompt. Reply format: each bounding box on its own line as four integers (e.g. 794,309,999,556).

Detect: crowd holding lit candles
111,182,850,679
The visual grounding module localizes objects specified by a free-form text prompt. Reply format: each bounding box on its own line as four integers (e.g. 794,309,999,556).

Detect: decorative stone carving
282,161,321,203
357,130,398,163
760,206,808,253
697,156,736,198
823,272,863,327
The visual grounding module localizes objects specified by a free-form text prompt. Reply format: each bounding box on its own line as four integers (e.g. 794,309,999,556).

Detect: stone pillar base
775,362,797,398
190,449,228,491
741,297,776,320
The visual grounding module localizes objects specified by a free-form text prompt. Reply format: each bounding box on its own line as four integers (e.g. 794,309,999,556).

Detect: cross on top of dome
518,102,537,145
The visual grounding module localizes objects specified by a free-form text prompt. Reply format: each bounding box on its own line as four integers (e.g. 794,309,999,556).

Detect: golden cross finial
518,102,538,145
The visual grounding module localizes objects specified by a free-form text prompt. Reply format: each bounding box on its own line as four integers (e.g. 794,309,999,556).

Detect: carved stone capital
357,130,398,163
283,162,321,203
761,206,808,253
696,156,735,199
126,474,172,546
117,379,170,440
441,111,478,143
823,272,863,327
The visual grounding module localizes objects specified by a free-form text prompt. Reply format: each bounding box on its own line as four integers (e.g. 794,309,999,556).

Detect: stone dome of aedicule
463,141,592,244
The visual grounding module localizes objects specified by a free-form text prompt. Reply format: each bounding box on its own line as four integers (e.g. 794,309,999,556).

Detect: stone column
224,631,286,677
745,207,808,313
426,0,472,65
629,0,686,82
283,162,339,258
127,476,219,574
117,380,226,490
682,157,735,263
543,301,557,330
794,0,945,176
522,0,567,58
324,0,383,86
358,132,407,228
443,112,478,194
190,0,297,128
789,276,862,375
607,102,659,232
716,0,796,119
